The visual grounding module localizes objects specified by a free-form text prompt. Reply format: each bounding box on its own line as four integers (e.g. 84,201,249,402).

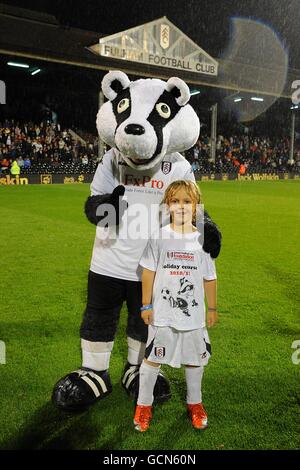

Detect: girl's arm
203,279,218,327
141,268,156,325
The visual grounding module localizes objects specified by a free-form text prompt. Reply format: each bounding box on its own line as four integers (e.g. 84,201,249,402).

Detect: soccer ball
161,288,171,301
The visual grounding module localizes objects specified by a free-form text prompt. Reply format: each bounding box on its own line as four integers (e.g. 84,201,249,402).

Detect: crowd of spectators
185,134,300,175
0,119,99,175
1,118,300,176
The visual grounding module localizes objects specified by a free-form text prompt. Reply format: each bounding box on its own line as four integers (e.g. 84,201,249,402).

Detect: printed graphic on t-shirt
167,251,194,261
161,277,199,318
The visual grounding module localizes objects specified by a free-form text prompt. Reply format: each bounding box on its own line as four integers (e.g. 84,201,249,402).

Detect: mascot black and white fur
52,70,221,410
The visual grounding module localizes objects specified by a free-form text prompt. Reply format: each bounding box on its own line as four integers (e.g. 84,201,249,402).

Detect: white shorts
145,325,211,368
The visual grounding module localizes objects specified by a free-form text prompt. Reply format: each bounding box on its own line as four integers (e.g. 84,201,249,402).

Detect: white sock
137,361,160,406
81,339,113,372
127,337,146,365
185,366,204,404
82,351,110,371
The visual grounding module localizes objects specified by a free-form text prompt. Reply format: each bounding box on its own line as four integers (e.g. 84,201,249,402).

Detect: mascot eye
156,103,171,118
117,98,130,113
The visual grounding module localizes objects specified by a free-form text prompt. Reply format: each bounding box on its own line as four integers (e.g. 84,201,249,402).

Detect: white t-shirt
90,148,195,281
139,225,217,330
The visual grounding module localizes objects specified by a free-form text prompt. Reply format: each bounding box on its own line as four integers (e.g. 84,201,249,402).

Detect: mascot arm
203,210,222,259
90,150,115,196
182,164,221,258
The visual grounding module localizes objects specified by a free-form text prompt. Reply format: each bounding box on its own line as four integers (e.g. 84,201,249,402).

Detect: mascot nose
125,124,145,135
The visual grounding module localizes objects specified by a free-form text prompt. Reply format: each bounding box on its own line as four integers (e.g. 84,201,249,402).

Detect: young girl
134,180,218,432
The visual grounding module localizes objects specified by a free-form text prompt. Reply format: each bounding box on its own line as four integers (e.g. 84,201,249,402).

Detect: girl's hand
207,310,218,328
141,309,153,325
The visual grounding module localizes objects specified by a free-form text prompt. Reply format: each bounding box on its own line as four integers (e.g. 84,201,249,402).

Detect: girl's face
168,188,195,226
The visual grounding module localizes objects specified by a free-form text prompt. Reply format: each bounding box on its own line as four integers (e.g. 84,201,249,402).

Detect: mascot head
97,70,200,170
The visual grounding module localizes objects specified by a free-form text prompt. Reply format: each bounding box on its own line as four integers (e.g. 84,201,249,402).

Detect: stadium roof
0,3,298,99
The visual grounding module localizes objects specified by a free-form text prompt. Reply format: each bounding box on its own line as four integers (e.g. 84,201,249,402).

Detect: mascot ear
165,77,190,106
101,70,131,101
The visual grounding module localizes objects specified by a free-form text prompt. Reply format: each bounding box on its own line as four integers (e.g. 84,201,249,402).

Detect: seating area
0,119,99,175
1,118,300,175
185,134,300,175
19,160,98,175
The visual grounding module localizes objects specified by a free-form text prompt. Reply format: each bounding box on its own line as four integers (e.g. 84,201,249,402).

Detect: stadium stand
1,117,299,176
0,119,99,175
186,134,300,175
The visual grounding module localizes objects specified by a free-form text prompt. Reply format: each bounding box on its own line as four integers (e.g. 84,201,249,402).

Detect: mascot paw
84,185,128,227
203,222,222,259
52,368,112,411
121,362,171,403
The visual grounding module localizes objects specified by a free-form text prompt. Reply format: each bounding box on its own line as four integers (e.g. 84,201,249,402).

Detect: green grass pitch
0,180,299,450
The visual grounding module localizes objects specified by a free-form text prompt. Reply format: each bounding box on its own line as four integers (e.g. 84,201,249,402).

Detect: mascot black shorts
80,271,148,343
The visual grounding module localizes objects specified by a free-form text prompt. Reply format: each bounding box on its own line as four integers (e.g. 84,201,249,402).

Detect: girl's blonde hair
162,180,202,223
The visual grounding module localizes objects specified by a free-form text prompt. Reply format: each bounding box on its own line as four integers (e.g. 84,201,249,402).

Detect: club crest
161,161,172,174
155,347,166,358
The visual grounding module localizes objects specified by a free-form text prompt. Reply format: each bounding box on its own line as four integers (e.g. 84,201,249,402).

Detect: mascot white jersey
52,71,221,410
90,148,195,281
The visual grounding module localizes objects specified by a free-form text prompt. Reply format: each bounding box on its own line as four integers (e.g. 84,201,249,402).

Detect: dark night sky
1,0,300,68
1,0,299,132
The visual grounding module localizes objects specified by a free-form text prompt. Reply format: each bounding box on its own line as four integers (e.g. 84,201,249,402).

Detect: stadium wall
0,173,299,185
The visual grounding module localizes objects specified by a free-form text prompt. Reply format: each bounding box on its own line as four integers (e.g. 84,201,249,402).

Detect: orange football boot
134,405,152,432
187,403,208,429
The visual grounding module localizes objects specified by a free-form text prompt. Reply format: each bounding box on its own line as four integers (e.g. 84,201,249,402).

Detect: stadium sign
0,175,28,185
198,173,300,181
1,173,299,185
89,17,218,76
0,174,91,185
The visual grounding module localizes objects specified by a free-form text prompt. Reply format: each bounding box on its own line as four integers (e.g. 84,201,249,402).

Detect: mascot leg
52,271,123,411
121,281,171,403
122,337,145,398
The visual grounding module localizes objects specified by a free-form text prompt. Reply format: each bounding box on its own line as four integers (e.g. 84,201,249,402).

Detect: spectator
1,157,10,174
239,163,246,175
23,157,31,169
17,156,24,169
81,154,89,165
10,160,20,176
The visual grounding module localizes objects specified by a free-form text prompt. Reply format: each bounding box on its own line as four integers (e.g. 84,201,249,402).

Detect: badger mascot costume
52,70,221,410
